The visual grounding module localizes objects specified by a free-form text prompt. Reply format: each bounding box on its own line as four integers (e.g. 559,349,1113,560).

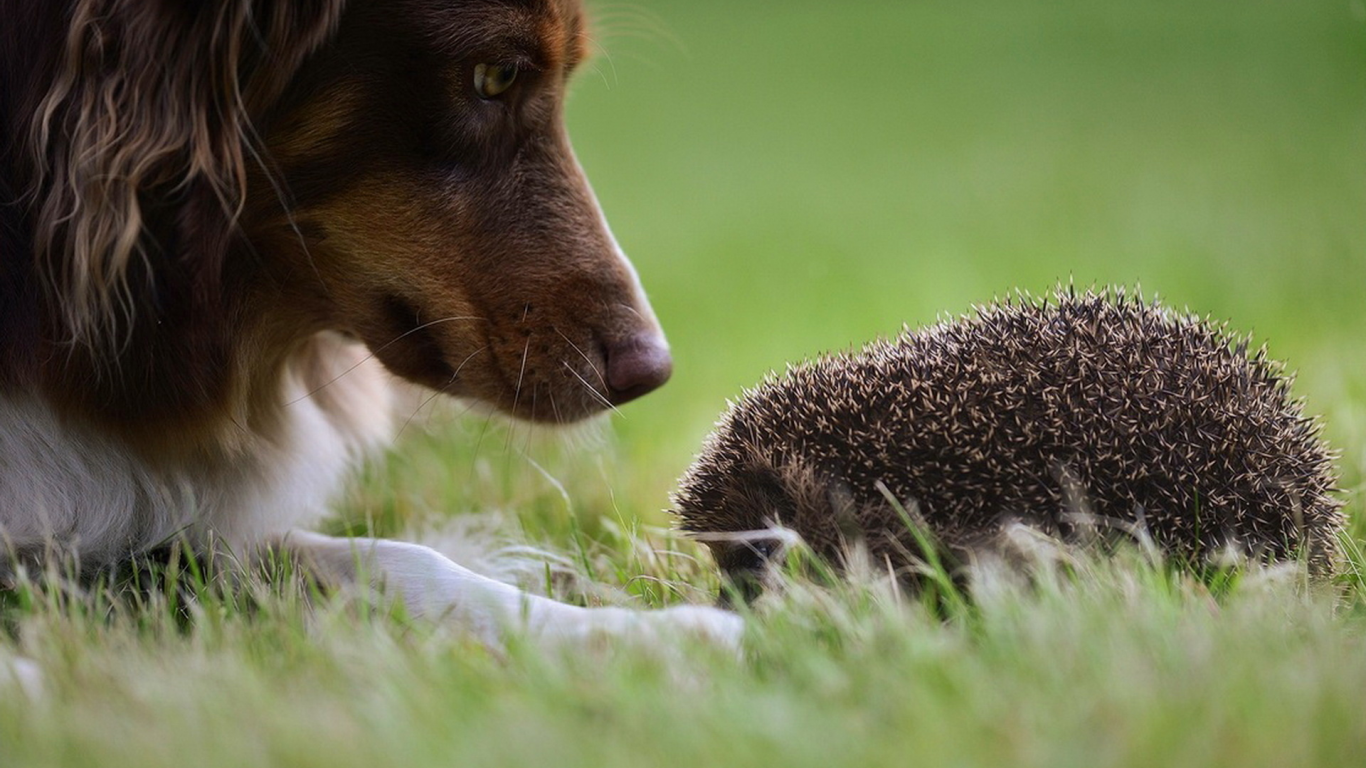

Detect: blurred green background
368,0,1365,532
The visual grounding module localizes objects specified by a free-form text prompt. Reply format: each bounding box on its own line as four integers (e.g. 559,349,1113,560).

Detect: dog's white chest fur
0,335,393,574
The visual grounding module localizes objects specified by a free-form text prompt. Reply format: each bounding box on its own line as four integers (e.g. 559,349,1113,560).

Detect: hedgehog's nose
605,334,672,405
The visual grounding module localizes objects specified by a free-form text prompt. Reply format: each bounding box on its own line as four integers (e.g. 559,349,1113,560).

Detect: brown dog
0,0,738,648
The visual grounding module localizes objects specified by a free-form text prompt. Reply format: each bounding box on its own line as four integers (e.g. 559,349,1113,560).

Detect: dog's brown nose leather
605,335,673,404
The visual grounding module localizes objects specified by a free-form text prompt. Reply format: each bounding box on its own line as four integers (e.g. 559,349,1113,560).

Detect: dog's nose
605,334,673,405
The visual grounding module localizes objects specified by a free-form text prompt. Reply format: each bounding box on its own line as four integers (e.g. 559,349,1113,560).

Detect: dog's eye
473,63,518,99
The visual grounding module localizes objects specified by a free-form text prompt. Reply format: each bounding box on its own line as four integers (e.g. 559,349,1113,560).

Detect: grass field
3,1,1365,766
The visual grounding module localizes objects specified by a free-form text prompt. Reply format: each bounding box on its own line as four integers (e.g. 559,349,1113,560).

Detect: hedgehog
672,288,1343,600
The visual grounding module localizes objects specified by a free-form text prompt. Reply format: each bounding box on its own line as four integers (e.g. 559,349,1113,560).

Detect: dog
0,0,740,650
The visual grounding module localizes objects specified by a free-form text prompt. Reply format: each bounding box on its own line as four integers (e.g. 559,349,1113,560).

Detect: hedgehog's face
677,462,828,605
708,537,787,607
676,451,895,605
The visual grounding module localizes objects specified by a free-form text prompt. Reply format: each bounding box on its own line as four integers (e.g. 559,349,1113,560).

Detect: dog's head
24,0,669,427
249,0,669,422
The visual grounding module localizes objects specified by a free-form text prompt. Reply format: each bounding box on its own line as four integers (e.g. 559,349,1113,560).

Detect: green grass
3,0,1365,765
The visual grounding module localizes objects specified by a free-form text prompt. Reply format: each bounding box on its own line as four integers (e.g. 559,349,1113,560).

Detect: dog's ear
239,1,349,114
25,1,345,427
30,0,344,350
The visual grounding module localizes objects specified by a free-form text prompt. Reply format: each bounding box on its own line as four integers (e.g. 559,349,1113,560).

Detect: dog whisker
285,315,487,405
554,327,608,389
240,134,329,299
581,36,618,89
613,303,646,323
584,9,689,61
521,382,540,456
468,407,498,476
588,5,686,54
561,360,621,417
509,333,533,419
394,345,487,441
395,384,447,442
390,314,491,344
506,332,536,455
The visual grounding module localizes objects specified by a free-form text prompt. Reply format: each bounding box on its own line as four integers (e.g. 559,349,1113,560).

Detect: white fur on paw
648,605,745,651
3,657,44,700
540,604,745,655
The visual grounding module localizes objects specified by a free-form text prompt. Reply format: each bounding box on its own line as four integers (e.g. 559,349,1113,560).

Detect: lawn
3,1,1364,766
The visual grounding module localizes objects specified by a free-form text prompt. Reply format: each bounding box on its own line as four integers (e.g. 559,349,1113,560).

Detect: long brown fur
28,1,344,347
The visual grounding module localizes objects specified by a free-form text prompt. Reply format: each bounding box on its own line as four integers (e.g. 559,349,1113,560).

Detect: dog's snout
604,334,672,405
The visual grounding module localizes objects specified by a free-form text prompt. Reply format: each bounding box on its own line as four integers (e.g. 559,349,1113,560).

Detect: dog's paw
537,604,745,655
645,604,746,651
2,656,44,700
